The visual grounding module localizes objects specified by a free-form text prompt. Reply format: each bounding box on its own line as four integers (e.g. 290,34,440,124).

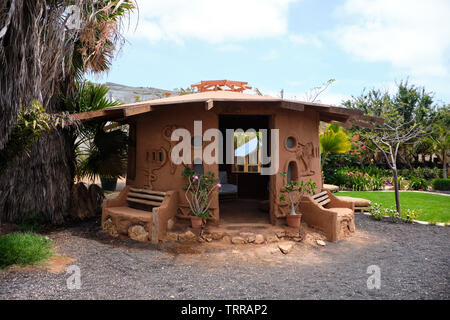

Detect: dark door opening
218,114,271,224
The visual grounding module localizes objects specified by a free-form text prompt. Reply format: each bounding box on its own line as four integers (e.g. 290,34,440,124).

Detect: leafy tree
343,82,429,215
428,106,450,178
343,81,437,167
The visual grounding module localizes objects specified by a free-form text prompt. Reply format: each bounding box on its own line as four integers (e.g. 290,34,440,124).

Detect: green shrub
408,176,430,190
369,203,384,220
403,208,422,223
369,203,421,223
333,169,385,191
0,233,53,269
432,178,450,191
17,211,45,232
399,167,442,180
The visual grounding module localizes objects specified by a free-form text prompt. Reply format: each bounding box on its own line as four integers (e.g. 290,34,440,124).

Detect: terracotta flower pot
190,216,203,228
286,214,302,228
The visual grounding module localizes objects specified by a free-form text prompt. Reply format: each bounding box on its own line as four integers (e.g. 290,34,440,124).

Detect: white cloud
130,0,297,44
333,0,450,77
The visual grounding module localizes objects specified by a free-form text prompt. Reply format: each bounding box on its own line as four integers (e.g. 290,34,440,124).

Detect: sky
89,0,450,106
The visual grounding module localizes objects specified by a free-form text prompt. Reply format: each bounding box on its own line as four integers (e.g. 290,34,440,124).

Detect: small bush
369,203,384,220
403,208,422,223
369,203,421,223
432,178,450,191
0,233,53,269
17,211,45,232
408,176,430,190
399,167,442,180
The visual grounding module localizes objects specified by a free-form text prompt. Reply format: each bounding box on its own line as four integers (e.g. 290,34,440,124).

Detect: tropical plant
77,126,128,182
279,173,316,215
0,1,136,224
0,100,69,174
319,124,351,169
182,167,221,218
407,176,430,190
65,80,125,182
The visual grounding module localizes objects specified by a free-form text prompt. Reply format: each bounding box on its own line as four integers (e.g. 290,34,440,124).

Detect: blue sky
90,0,450,105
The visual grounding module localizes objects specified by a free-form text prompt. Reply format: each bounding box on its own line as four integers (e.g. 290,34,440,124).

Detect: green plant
182,167,221,218
403,208,422,223
0,233,53,269
70,81,128,181
369,203,384,220
319,124,351,170
432,178,450,191
368,203,400,222
407,176,430,190
0,100,68,174
17,211,46,232
279,173,316,215
77,127,128,180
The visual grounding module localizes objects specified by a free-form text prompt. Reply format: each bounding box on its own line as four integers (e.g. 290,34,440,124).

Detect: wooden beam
123,104,153,117
281,101,304,112
330,120,352,128
205,99,214,110
352,114,385,124
348,119,376,129
320,113,350,123
70,109,108,121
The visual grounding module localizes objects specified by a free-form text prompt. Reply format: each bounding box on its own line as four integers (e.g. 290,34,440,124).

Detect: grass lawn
337,191,450,223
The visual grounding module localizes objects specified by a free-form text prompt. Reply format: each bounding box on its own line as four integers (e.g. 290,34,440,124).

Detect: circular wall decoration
286,136,297,150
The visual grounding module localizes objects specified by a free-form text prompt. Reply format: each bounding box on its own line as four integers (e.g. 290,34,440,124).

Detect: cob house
71,80,383,243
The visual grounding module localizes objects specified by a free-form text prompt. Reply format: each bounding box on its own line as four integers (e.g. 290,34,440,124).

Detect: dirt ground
0,214,448,300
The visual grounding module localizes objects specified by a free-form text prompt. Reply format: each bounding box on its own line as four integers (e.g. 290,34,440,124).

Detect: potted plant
279,173,316,228
182,167,221,228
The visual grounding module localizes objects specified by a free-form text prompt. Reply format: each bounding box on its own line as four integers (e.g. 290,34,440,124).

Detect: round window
286,136,296,149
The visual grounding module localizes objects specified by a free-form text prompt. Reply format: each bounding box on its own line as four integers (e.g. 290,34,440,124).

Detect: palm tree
0,1,135,224
432,127,449,179
67,81,128,190
319,124,351,169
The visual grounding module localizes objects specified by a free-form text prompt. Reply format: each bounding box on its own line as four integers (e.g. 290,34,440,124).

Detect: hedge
432,178,450,191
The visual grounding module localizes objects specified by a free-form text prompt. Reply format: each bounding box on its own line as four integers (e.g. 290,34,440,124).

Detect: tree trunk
443,151,447,179
0,130,74,224
392,168,401,216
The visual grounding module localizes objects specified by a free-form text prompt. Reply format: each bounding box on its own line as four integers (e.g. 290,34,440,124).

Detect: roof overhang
70,91,383,128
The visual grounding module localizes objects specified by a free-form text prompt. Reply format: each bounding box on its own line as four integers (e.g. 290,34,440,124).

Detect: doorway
218,115,271,224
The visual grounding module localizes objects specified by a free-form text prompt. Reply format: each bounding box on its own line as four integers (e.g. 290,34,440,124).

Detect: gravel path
1,214,448,300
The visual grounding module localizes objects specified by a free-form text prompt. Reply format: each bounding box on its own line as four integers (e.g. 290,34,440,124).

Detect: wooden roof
70,90,383,128
191,80,252,93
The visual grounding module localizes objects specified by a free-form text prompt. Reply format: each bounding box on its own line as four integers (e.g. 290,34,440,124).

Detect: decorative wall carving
144,147,168,189
295,141,315,176
163,124,181,175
